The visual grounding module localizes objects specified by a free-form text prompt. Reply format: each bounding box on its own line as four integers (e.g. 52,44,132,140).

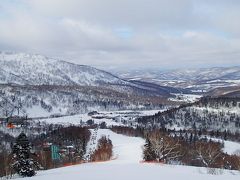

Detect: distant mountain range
115,66,240,92
0,52,179,96
0,52,177,117
206,86,240,97
2,52,239,118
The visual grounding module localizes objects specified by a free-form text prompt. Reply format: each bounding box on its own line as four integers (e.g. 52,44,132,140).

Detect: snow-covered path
97,129,145,164
13,129,240,180
84,129,144,163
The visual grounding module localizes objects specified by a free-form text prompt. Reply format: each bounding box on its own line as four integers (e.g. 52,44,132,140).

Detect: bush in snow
90,136,113,162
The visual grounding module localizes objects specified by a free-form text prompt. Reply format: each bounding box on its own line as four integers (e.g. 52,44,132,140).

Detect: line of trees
143,130,240,170
32,126,91,169
110,126,145,137
0,125,91,178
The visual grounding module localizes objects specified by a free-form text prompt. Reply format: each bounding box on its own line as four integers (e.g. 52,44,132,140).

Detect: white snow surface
210,138,240,155
36,109,163,126
13,129,240,180
223,140,240,155
98,129,144,163
169,93,202,103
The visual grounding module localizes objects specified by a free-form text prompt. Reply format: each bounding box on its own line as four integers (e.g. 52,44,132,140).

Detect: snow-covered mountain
206,86,240,97
115,67,240,92
117,67,240,81
0,52,174,117
0,52,176,97
0,52,127,86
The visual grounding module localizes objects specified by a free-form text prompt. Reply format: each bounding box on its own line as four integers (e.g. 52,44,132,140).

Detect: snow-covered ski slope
14,129,240,180
98,129,144,164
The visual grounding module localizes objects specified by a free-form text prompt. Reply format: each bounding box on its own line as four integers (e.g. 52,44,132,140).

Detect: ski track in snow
97,129,145,164
12,129,240,180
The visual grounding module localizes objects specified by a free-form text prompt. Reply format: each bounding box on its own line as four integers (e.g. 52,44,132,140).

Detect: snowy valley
0,53,240,180
1,0,240,179
115,67,240,93
0,52,177,118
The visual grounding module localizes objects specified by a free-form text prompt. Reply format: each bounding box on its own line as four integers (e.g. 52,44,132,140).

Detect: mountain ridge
0,52,176,117
0,52,129,86
115,66,240,92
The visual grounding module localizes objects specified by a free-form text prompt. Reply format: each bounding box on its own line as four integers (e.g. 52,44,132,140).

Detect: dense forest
137,97,240,133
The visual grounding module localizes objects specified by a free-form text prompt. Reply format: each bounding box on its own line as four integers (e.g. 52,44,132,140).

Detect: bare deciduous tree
150,133,181,163
195,141,222,167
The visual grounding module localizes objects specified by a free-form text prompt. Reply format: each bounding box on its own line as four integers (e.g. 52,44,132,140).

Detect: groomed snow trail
97,129,145,164
13,129,240,180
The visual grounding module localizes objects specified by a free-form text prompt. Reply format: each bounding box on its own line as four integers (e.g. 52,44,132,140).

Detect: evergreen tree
189,133,193,144
143,138,156,161
11,132,36,177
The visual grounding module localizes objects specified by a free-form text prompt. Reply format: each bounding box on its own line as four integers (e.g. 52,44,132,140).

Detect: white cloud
0,0,240,70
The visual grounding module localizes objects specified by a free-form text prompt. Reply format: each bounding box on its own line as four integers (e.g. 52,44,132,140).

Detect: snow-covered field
223,140,240,155
36,109,163,126
210,138,240,155
13,129,240,180
169,93,202,103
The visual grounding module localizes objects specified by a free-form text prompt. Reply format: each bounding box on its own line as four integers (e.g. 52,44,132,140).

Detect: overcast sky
0,0,240,70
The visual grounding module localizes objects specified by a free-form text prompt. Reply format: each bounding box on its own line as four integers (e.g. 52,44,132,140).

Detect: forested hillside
138,97,240,133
